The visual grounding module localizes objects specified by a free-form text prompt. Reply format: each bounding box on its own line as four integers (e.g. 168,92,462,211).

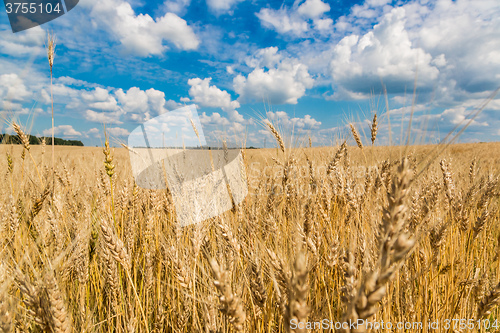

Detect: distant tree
0,134,84,146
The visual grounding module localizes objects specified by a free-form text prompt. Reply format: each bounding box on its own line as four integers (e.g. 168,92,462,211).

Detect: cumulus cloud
3,70,175,126
87,128,101,135
440,106,489,128
256,0,332,36
82,87,119,111
329,7,439,98
56,76,98,88
146,89,170,115
85,110,124,124
199,112,231,126
0,73,33,114
257,8,308,36
163,0,191,15
413,0,500,95
185,78,245,122
165,99,185,110
332,0,393,34
186,77,240,110
297,0,330,19
245,47,281,68
107,127,131,137
206,0,244,13
234,48,314,104
116,87,149,113
266,110,321,130
0,73,31,101
43,125,82,137
0,25,45,56
83,0,199,56
77,86,173,124
326,0,500,107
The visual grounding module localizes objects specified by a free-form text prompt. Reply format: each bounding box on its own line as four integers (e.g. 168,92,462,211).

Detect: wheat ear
208,257,246,332
342,158,414,332
349,123,363,149
47,32,56,195
286,251,309,333
45,271,72,333
371,113,378,145
266,121,285,154
478,282,500,319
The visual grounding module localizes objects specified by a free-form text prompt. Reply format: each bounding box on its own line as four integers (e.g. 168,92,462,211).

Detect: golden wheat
0,132,499,333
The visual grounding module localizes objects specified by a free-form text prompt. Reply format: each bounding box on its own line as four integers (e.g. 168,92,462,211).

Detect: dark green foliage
0,134,84,146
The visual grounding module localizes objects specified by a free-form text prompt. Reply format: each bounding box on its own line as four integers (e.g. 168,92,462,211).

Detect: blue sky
0,0,499,147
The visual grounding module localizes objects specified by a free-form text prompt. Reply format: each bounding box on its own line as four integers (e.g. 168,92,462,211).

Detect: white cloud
206,0,244,13
335,0,393,34
163,0,191,15
199,112,231,126
146,88,170,115
0,73,31,101
234,48,314,104
187,77,240,110
327,0,500,104
116,87,149,113
85,110,124,124
245,47,281,68
256,0,332,36
56,76,97,88
43,125,82,137
413,0,500,95
0,25,45,56
82,87,119,111
165,99,185,110
87,128,100,135
185,78,245,122
107,127,130,137
297,0,330,19
0,72,34,115
329,7,438,98
84,0,199,56
37,78,176,125
291,114,321,129
257,8,309,36
266,111,321,130
82,87,113,102
79,86,173,123
440,106,489,127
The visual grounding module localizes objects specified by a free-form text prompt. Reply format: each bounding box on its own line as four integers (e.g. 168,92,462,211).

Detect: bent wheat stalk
341,158,415,332
208,257,246,332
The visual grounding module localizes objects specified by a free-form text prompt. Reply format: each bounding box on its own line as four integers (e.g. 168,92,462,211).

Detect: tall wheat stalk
266,121,285,154
47,32,56,195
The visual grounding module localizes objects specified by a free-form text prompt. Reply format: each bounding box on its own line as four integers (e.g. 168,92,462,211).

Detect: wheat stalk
266,121,285,154
45,271,72,333
47,32,56,196
208,257,246,332
286,250,309,333
371,114,378,145
12,122,44,186
478,282,500,319
349,123,363,149
341,158,415,332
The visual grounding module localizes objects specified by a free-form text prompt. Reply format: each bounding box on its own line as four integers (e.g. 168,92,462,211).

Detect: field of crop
1,128,499,332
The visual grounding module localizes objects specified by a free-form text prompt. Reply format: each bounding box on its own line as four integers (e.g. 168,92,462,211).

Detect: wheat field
0,127,499,332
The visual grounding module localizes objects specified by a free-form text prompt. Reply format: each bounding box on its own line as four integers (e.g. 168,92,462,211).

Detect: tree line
0,134,84,146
